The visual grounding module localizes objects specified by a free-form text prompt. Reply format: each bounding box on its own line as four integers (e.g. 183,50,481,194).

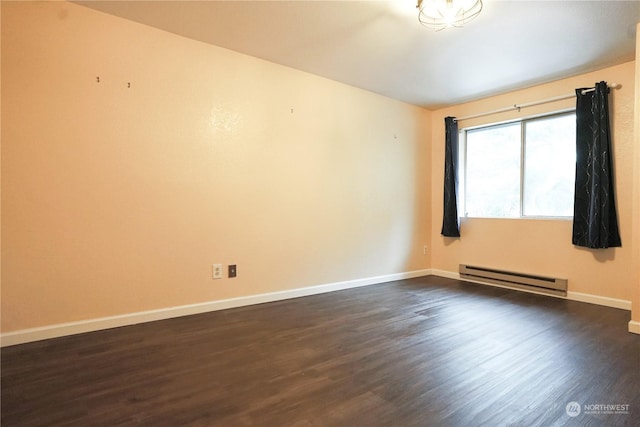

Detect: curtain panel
441,116,460,237
572,81,621,249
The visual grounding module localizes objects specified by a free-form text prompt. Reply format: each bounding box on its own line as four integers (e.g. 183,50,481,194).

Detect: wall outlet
212,264,222,279
228,264,237,278
423,245,428,255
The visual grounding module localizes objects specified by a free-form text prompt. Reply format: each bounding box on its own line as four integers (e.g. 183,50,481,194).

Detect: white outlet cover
212,264,222,279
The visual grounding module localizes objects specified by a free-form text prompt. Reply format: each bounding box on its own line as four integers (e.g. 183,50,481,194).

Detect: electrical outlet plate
212,264,222,279
423,245,428,255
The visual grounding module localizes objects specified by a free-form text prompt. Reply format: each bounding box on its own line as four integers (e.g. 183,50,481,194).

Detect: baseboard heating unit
459,264,567,297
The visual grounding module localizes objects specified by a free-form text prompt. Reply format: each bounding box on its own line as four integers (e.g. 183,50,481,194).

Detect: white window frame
458,110,576,220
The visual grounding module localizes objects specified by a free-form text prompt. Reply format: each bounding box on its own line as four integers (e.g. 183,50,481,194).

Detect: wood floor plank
2,276,639,426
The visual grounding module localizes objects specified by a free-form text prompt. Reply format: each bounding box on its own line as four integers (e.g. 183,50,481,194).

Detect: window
460,112,576,219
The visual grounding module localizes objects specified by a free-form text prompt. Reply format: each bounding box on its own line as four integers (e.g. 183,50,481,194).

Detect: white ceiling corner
74,0,640,109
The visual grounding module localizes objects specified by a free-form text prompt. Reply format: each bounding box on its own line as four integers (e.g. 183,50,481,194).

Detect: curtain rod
454,83,620,122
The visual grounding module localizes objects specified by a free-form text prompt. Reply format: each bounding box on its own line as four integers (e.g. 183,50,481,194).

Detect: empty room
1,0,639,426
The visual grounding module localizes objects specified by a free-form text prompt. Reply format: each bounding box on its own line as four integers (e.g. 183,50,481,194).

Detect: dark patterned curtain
572,81,621,248
441,117,460,237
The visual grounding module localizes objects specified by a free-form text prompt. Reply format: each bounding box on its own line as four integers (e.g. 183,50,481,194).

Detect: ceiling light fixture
417,0,483,31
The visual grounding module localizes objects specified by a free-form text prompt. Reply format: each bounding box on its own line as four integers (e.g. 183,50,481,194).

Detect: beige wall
631,24,640,328
431,62,637,302
1,1,432,332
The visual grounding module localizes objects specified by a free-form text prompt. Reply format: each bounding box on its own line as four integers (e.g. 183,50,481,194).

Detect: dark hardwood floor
2,276,639,426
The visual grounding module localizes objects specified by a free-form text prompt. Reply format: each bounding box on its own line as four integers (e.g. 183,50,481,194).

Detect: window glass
465,123,521,218
523,115,576,217
462,112,575,219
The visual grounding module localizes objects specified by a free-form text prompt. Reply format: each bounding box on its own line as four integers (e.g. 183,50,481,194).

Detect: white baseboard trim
566,291,631,311
430,269,632,311
1,269,433,347
430,269,459,280
629,321,640,335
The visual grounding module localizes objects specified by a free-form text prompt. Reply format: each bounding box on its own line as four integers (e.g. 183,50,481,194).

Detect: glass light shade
417,0,483,31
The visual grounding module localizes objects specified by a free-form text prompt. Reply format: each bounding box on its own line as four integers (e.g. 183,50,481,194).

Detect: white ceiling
76,0,640,109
